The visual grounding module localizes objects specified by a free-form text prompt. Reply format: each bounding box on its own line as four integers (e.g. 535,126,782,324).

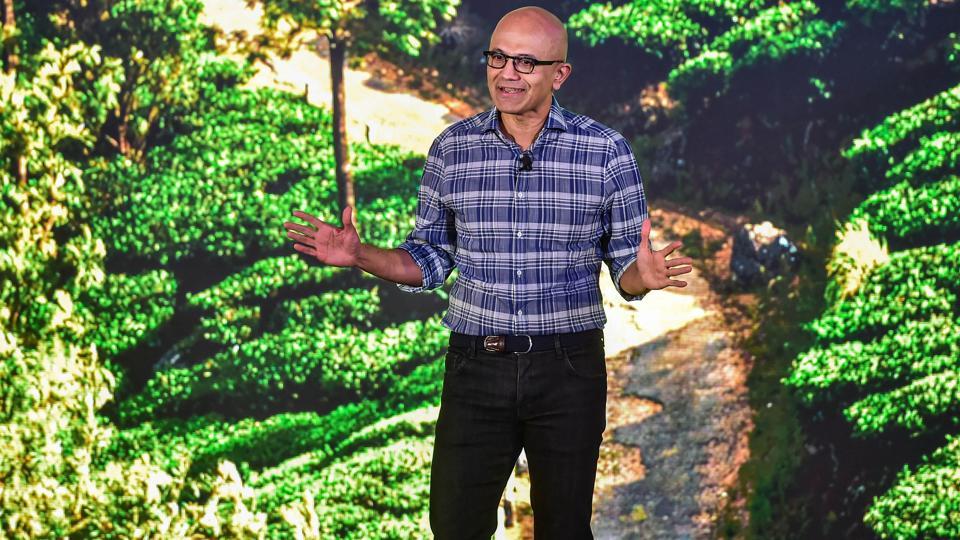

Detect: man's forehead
490,9,566,59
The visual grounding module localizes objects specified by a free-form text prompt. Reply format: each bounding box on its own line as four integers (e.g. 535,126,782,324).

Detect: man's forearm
355,243,424,287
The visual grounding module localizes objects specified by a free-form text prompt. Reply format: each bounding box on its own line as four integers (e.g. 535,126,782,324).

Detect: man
283,6,693,539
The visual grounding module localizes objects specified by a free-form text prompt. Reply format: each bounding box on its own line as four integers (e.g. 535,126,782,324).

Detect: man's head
486,7,572,119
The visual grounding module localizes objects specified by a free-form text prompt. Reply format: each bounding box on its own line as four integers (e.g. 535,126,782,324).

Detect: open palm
283,207,360,267
635,218,693,290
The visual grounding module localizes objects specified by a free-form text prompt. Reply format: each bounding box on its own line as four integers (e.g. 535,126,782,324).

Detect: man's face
486,18,566,117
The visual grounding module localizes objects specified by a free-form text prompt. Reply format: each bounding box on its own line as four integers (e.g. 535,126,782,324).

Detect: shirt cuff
395,242,434,293
612,255,648,302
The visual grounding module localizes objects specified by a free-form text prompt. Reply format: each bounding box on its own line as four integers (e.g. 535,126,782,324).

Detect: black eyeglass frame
482,50,564,74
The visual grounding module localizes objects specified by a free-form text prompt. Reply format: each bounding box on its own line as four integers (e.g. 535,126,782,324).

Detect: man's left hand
622,218,694,295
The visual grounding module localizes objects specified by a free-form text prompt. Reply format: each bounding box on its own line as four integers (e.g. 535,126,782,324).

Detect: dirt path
199,4,756,537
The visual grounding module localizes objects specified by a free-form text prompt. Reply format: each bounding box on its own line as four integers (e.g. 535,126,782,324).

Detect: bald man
284,6,692,539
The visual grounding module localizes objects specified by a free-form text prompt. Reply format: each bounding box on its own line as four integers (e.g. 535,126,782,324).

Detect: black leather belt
449,329,603,354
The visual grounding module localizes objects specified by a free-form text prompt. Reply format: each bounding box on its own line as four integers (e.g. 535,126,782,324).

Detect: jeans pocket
444,347,470,375
562,342,606,379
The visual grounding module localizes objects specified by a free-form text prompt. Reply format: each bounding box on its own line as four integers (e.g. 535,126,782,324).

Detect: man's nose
500,60,522,79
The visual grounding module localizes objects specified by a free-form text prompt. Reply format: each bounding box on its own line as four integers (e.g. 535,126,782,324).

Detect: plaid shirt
397,97,648,336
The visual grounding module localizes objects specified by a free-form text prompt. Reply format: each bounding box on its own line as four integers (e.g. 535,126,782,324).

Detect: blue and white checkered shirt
397,97,648,336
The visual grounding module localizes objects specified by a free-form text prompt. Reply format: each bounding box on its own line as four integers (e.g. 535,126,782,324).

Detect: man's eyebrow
491,47,538,57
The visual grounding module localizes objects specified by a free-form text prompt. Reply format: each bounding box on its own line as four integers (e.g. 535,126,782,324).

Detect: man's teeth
502,87,524,93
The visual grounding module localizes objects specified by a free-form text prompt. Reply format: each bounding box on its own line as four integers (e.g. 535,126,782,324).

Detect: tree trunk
2,0,18,75
328,35,355,214
2,0,24,185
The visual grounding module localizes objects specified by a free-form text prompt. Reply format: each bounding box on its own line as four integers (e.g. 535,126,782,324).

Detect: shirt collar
480,96,569,133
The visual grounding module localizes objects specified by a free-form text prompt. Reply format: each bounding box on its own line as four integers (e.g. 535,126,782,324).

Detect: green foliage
78,269,178,359
843,176,960,249
5,1,449,536
865,435,960,539
258,0,459,57
106,356,442,478
255,407,437,538
668,6,843,105
885,130,960,188
783,23,960,532
806,242,960,343
187,256,342,311
845,0,929,25
786,315,960,403
94,0,219,160
843,83,960,167
0,35,121,538
89,82,422,267
568,0,767,59
708,1,819,55
90,85,336,266
949,32,960,73
117,313,447,423
844,370,960,435
666,50,733,102
1,40,119,345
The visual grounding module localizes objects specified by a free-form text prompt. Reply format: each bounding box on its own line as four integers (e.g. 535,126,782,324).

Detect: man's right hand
284,206,360,267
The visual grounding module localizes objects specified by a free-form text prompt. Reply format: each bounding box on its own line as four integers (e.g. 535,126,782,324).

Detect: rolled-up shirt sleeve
396,136,457,292
601,135,649,302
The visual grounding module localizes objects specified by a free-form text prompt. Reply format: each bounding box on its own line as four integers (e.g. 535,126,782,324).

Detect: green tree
253,0,459,212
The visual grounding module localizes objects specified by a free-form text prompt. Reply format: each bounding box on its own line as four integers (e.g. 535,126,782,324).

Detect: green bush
785,314,960,403
568,0,766,59
117,314,447,423
78,269,178,360
843,83,960,166
667,3,842,105
844,370,960,435
806,242,960,343
843,176,960,250
865,435,960,538
885,131,960,188
255,407,438,538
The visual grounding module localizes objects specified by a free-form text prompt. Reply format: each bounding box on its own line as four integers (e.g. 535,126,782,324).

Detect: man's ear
552,63,572,91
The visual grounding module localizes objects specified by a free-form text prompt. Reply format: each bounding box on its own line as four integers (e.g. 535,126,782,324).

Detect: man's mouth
499,86,525,94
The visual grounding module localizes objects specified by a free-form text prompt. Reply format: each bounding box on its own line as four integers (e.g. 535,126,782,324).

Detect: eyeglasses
482,50,564,74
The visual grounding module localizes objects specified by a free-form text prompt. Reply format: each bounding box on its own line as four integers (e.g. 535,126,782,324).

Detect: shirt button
516,270,523,277
516,231,523,238
516,192,524,199
517,309,523,316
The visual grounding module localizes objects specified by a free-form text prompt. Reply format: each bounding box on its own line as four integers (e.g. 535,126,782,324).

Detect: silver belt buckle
518,334,533,354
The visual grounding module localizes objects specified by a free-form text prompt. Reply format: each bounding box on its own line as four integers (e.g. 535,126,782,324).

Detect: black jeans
429,331,607,540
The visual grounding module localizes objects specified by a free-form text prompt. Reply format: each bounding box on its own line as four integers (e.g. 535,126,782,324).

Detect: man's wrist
354,242,371,269
620,262,650,296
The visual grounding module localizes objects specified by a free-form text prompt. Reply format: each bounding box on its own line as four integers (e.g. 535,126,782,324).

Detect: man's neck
498,107,549,151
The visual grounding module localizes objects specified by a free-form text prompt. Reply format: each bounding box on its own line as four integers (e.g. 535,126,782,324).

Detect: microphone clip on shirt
519,153,533,172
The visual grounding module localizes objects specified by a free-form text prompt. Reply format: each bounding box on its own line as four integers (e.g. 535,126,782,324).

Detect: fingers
292,242,317,257
291,210,329,230
283,222,317,237
660,240,684,256
667,266,692,277
667,279,687,288
640,218,651,246
665,256,694,268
